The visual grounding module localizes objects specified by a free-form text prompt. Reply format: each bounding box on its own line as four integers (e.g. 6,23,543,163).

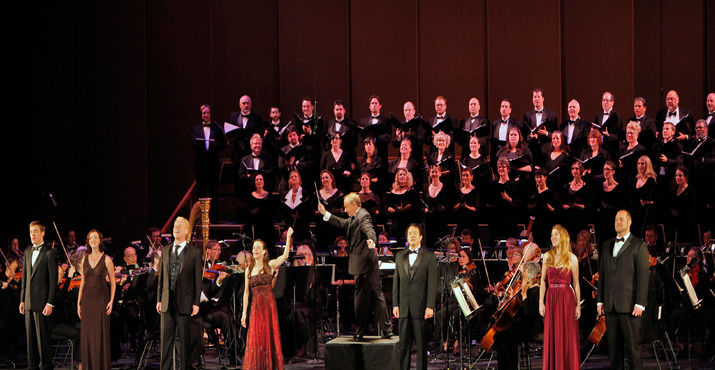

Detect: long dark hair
247,239,273,276
87,229,105,252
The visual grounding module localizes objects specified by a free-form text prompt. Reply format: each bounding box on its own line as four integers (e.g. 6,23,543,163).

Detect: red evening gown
80,254,112,369
244,273,284,370
543,266,580,369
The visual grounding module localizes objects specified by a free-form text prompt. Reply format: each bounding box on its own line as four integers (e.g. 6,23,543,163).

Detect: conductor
596,210,649,370
318,192,393,340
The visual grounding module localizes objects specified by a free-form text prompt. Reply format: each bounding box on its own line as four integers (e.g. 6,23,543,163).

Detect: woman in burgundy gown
77,229,116,370
539,225,580,370
241,227,293,370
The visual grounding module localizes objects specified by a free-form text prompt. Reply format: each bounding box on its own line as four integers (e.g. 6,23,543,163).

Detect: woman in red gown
241,227,293,370
539,225,581,369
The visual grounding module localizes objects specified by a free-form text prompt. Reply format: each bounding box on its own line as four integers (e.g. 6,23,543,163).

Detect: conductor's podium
325,336,399,370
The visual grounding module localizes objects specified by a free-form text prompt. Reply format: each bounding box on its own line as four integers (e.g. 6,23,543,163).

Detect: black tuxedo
21,244,58,370
426,114,456,153
655,108,694,137
278,143,315,188
262,120,289,157
629,114,657,150
229,111,263,163
238,152,277,193
190,121,226,199
358,114,392,160
523,108,558,164
324,118,358,159
491,117,521,157
457,115,489,157
594,111,624,149
326,207,391,336
392,247,437,370
597,234,649,370
157,243,202,370
560,118,590,155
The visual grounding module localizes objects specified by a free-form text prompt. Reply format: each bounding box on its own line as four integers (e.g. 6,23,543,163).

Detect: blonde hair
247,239,272,276
545,225,572,272
636,155,657,182
433,131,451,147
391,168,414,192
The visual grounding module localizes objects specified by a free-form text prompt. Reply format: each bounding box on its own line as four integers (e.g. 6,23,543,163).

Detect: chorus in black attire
526,169,557,248
324,100,357,161
357,138,385,192
423,165,453,249
280,170,313,242
392,224,437,370
594,92,624,158
230,96,263,182
385,168,421,243
630,156,657,237
20,221,58,370
426,132,456,185
629,97,658,152
388,138,423,191
453,170,480,235
457,98,489,159
246,173,277,257
78,230,116,370
538,130,571,189
315,170,345,252
523,89,559,166
0,255,22,366
358,96,392,162
559,162,591,237
320,133,355,193
561,99,591,158
357,172,383,227
579,128,611,184
668,166,698,244
618,121,647,185
652,122,682,195
485,159,524,239
596,161,626,242
191,104,226,200
495,127,533,181
460,136,489,187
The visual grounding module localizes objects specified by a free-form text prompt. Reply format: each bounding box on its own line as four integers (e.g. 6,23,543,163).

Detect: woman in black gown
426,131,456,185
526,168,557,247
357,138,385,192
580,128,611,184
495,127,533,182
388,138,423,190
280,170,313,242
596,160,625,242
385,168,421,242
357,171,383,227
618,121,647,185
668,166,698,244
485,158,524,239
453,169,480,234
630,155,657,237
559,161,591,237
320,133,355,193
315,170,345,251
423,165,453,248
246,173,277,256
460,136,489,187
538,130,571,189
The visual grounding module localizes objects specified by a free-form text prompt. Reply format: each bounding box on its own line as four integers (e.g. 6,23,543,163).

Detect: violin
203,269,219,280
60,275,82,290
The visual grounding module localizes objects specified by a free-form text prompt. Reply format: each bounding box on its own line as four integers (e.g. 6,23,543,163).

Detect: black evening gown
81,254,111,370
460,155,489,187
453,187,480,235
526,188,557,247
579,148,610,184
385,188,421,241
541,151,571,189
423,184,453,249
630,177,656,237
596,183,626,243
320,150,354,193
247,192,277,256
559,182,592,237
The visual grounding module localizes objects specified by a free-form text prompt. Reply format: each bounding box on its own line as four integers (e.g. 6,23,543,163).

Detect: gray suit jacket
597,235,649,313
326,207,377,275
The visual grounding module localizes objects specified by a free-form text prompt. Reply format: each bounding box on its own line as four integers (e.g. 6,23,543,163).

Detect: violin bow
52,221,72,264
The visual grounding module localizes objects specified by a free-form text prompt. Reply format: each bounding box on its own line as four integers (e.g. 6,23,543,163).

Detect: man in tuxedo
491,99,521,159
324,100,357,160
629,97,657,150
427,96,455,154
655,90,694,140
394,101,427,160
20,221,58,370
358,95,392,160
561,99,590,155
229,95,263,165
278,126,314,192
593,91,624,155
298,97,324,161
597,210,649,370
157,217,203,370
705,93,715,139
191,104,225,200
318,193,392,340
523,89,558,163
392,224,437,370
457,97,489,158
238,134,276,193
263,105,288,157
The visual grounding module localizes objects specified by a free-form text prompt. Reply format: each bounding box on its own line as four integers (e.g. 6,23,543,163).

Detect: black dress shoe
353,334,364,341
381,331,393,339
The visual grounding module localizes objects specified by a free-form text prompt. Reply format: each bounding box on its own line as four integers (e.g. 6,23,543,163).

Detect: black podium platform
325,336,399,370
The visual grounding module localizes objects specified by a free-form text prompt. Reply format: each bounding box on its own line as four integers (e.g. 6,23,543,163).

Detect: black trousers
354,269,391,336
25,310,53,370
398,316,427,370
605,310,642,370
161,298,192,370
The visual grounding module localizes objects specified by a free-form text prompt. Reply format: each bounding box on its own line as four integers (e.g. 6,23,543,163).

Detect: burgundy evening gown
243,273,284,370
543,266,580,369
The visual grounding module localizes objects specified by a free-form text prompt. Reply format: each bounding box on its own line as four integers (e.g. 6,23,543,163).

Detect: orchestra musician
434,247,477,355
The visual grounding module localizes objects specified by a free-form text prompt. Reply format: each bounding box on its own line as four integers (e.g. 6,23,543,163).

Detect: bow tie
535,110,543,114
242,114,250,118
616,237,625,243
668,111,677,117
371,116,379,119
32,245,42,252
407,249,419,255
568,120,576,125
335,120,343,124
501,120,508,124
203,123,211,127
707,112,714,117
603,112,610,116
437,116,445,120
252,154,259,158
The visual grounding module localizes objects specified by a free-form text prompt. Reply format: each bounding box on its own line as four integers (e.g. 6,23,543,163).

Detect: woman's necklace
89,252,102,268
